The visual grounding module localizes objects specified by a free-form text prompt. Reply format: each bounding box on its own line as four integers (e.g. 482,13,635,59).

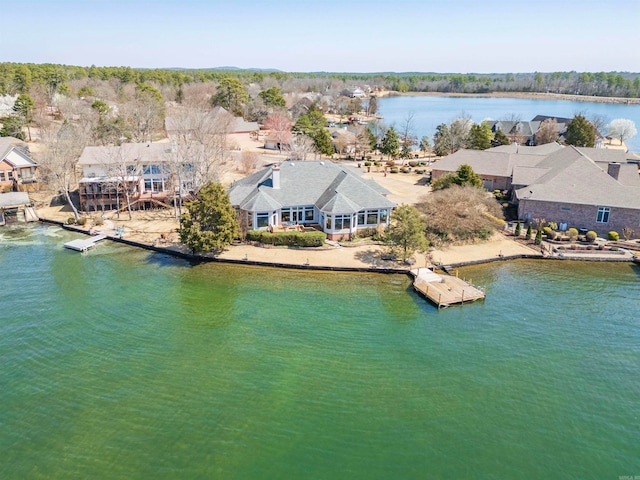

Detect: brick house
514,146,640,237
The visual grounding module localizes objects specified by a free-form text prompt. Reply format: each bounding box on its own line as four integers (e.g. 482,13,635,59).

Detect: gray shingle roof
515,146,640,208
229,161,396,214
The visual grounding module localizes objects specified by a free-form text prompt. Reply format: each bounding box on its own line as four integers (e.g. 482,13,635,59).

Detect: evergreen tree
526,223,532,240
419,135,431,155
259,87,286,108
380,126,400,159
565,114,595,147
431,164,483,191
468,121,493,150
178,183,239,253
492,129,511,146
13,93,35,140
211,77,249,116
384,204,429,261
433,123,452,156
534,229,543,245
515,221,522,237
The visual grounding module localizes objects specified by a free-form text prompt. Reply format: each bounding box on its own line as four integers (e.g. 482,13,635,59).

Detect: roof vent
319,161,324,165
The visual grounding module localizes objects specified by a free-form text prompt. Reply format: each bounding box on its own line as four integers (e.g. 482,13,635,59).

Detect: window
333,214,352,230
357,212,365,225
367,212,378,225
596,207,610,223
0,171,5,182
143,164,162,175
380,210,388,223
281,208,291,223
256,212,270,228
561,207,571,212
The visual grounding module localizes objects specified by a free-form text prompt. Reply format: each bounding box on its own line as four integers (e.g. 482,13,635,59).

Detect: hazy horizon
5,0,639,74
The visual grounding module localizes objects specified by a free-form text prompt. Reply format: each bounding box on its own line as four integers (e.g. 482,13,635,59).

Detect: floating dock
411,268,485,308
64,234,108,252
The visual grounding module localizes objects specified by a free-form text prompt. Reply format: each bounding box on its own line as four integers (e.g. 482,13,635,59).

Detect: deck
411,268,485,308
64,234,108,252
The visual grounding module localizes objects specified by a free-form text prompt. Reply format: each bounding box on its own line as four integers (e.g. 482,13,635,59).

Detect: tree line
1,62,640,98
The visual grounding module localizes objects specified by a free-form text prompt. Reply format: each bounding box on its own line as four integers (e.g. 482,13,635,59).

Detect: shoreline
41,219,638,274
381,90,640,105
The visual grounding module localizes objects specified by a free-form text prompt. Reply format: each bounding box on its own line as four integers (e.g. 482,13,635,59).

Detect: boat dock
64,234,108,252
411,268,485,308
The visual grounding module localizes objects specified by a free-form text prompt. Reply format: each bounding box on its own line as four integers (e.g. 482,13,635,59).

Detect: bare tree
36,122,87,221
450,116,473,152
398,112,418,163
607,118,637,148
100,146,143,220
535,118,559,145
263,113,292,154
289,134,315,161
240,151,260,174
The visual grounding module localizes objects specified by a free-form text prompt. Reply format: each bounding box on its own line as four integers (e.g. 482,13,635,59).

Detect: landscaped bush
408,161,419,167
586,230,597,242
66,217,76,225
542,227,556,240
246,230,326,247
364,161,372,166
390,167,399,173
356,227,378,238
94,216,104,226
608,231,619,241
400,167,411,173
77,217,89,226
515,221,522,237
374,161,382,167
547,221,558,230
567,227,579,240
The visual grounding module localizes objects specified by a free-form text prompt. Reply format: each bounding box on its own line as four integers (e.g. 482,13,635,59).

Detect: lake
378,95,640,153
2,224,639,479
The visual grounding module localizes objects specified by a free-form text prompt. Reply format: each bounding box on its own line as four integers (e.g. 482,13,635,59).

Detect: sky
3,0,640,73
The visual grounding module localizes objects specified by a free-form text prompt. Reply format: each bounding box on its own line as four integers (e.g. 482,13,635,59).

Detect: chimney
607,162,621,180
271,165,281,189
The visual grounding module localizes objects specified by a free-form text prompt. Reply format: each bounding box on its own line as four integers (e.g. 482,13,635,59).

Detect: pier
411,268,485,308
63,234,108,252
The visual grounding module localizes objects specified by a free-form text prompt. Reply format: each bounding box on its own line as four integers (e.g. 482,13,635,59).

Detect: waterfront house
0,137,38,191
514,146,640,236
77,142,197,212
229,161,396,240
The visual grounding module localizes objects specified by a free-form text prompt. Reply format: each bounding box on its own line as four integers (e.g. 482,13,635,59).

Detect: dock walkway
64,234,108,252
411,267,485,308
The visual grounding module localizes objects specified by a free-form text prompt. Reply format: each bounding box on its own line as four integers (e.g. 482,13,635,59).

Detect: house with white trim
229,161,396,240
0,137,38,191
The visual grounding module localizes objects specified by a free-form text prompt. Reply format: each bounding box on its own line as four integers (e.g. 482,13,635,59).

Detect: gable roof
229,161,396,214
79,142,179,166
0,137,37,167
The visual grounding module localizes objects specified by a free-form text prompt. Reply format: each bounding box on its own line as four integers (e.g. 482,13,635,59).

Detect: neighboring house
343,87,367,98
77,142,196,212
165,106,259,138
229,161,396,240
330,127,356,155
431,143,562,191
0,137,38,192
487,116,570,146
514,146,640,236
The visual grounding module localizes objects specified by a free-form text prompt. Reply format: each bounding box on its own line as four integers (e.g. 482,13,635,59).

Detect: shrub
586,230,597,243
390,167,399,173
66,217,76,225
94,217,104,226
567,227,579,240
535,229,543,244
77,217,88,226
608,231,619,241
374,161,382,167
515,221,522,237
408,161,419,167
246,230,326,247
400,167,411,173
547,222,558,230
622,227,634,241
386,160,396,167
525,223,532,239
364,161,372,166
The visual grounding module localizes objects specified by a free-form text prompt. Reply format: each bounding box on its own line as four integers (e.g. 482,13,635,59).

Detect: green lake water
1,225,639,479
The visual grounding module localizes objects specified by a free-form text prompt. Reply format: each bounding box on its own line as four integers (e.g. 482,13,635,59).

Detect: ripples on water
1,225,639,479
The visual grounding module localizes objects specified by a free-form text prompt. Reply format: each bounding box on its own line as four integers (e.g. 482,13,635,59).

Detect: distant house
488,116,570,146
165,106,258,138
229,161,396,240
0,137,38,191
77,142,197,212
330,127,356,155
514,146,640,236
343,87,367,98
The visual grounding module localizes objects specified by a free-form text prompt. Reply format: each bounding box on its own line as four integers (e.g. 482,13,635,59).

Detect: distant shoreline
380,90,640,105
